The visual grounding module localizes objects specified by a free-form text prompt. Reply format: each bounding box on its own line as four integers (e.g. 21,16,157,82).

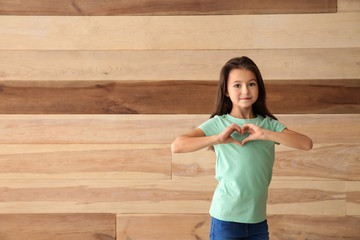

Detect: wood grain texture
0,114,205,144
268,215,360,240
116,214,360,240
0,214,115,240
117,214,211,240
1,13,359,50
0,79,358,114
267,181,345,216
0,180,345,214
0,144,171,180
0,49,359,81
0,114,358,144
346,181,360,215
0,179,216,213
0,0,337,16
338,0,360,12
172,144,360,181
274,144,360,181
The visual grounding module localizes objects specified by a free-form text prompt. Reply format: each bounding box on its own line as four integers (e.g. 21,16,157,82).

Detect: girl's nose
242,86,250,94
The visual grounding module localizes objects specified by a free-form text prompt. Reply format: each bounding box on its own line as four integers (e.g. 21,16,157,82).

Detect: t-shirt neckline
225,114,262,123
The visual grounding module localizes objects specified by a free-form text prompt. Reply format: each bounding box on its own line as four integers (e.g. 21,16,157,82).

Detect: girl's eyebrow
231,79,257,83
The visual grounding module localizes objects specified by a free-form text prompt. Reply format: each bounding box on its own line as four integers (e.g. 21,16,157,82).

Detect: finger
231,139,243,146
242,124,255,134
241,135,255,145
230,123,242,133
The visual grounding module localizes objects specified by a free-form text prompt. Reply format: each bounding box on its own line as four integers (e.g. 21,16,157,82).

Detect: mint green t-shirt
198,114,286,223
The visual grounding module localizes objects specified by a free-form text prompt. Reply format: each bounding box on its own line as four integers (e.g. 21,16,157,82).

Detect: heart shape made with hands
221,123,264,146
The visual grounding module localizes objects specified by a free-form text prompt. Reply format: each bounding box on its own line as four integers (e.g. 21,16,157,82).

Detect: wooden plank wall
0,0,359,239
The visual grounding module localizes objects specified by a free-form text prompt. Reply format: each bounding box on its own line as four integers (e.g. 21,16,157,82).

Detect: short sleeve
198,116,220,136
267,117,287,145
270,118,287,133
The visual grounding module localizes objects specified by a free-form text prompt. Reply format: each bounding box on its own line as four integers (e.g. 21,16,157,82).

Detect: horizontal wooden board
267,215,360,240
117,214,211,240
0,144,171,180
0,79,358,114
0,214,115,240
172,144,360,181
274,144,360,181
0,180,345,214
0,0,336,16
116,214,360,240
267,181,345,216
0,179,216,213
346,181,360,215
0,49,359,81
338,0,360,12
0,114,358,144
0,13,359,50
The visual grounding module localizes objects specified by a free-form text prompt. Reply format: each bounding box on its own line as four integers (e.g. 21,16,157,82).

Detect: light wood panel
0,49,359,81
0,179,216,213
267,181,345,216
117,214,211,240
172,144,360,181
276,114,360,144
0,0,337,16
0,180,345,214
0,114,205,144
0,214,116,240
116,214,360,240
346,181,360,215
267,215,360,240
274,144,360,181
0,114,358,144
0,79,358,114
0,13,359,50
0,144,171,180
338,0,360,12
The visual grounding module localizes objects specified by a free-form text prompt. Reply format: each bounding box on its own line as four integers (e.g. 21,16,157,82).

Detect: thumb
230,137,244,146
241,135,255,145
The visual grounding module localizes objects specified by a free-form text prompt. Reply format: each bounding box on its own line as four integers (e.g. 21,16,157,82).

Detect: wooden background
0,0,359,239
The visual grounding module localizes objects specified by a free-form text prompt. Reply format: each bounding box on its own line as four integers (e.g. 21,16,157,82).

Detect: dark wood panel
0,214,115,240
0,0,337,16
116,214,359,240
0,80,358,114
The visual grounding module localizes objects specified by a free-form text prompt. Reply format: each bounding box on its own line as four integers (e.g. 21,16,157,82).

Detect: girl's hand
240,123,266,145
217,123,243,146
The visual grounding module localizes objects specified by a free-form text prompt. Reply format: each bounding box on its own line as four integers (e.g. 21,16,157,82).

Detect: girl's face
226,68,259,111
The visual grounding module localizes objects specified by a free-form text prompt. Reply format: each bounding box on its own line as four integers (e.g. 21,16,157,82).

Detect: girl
171,56,313,240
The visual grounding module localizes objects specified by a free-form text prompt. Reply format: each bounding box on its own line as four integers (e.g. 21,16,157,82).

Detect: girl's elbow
171,142,178,153
171,140,182,153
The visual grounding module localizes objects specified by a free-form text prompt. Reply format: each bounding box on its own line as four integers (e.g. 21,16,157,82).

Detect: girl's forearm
263,129,313,150
171,135,219,153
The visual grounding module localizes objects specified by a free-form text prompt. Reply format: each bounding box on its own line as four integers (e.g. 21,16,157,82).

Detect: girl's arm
171,123,243,153
241,124,313,150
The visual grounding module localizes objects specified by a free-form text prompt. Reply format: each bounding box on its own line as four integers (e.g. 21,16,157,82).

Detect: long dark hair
210,56,277,120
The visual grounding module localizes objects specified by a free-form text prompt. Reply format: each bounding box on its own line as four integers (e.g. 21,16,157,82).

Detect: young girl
171,56,313,240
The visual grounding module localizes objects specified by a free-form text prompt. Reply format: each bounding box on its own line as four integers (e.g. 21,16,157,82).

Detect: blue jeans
210,217,269,240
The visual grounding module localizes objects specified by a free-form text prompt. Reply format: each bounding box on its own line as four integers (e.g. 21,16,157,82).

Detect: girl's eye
249,82,256,86
234,84,240,88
